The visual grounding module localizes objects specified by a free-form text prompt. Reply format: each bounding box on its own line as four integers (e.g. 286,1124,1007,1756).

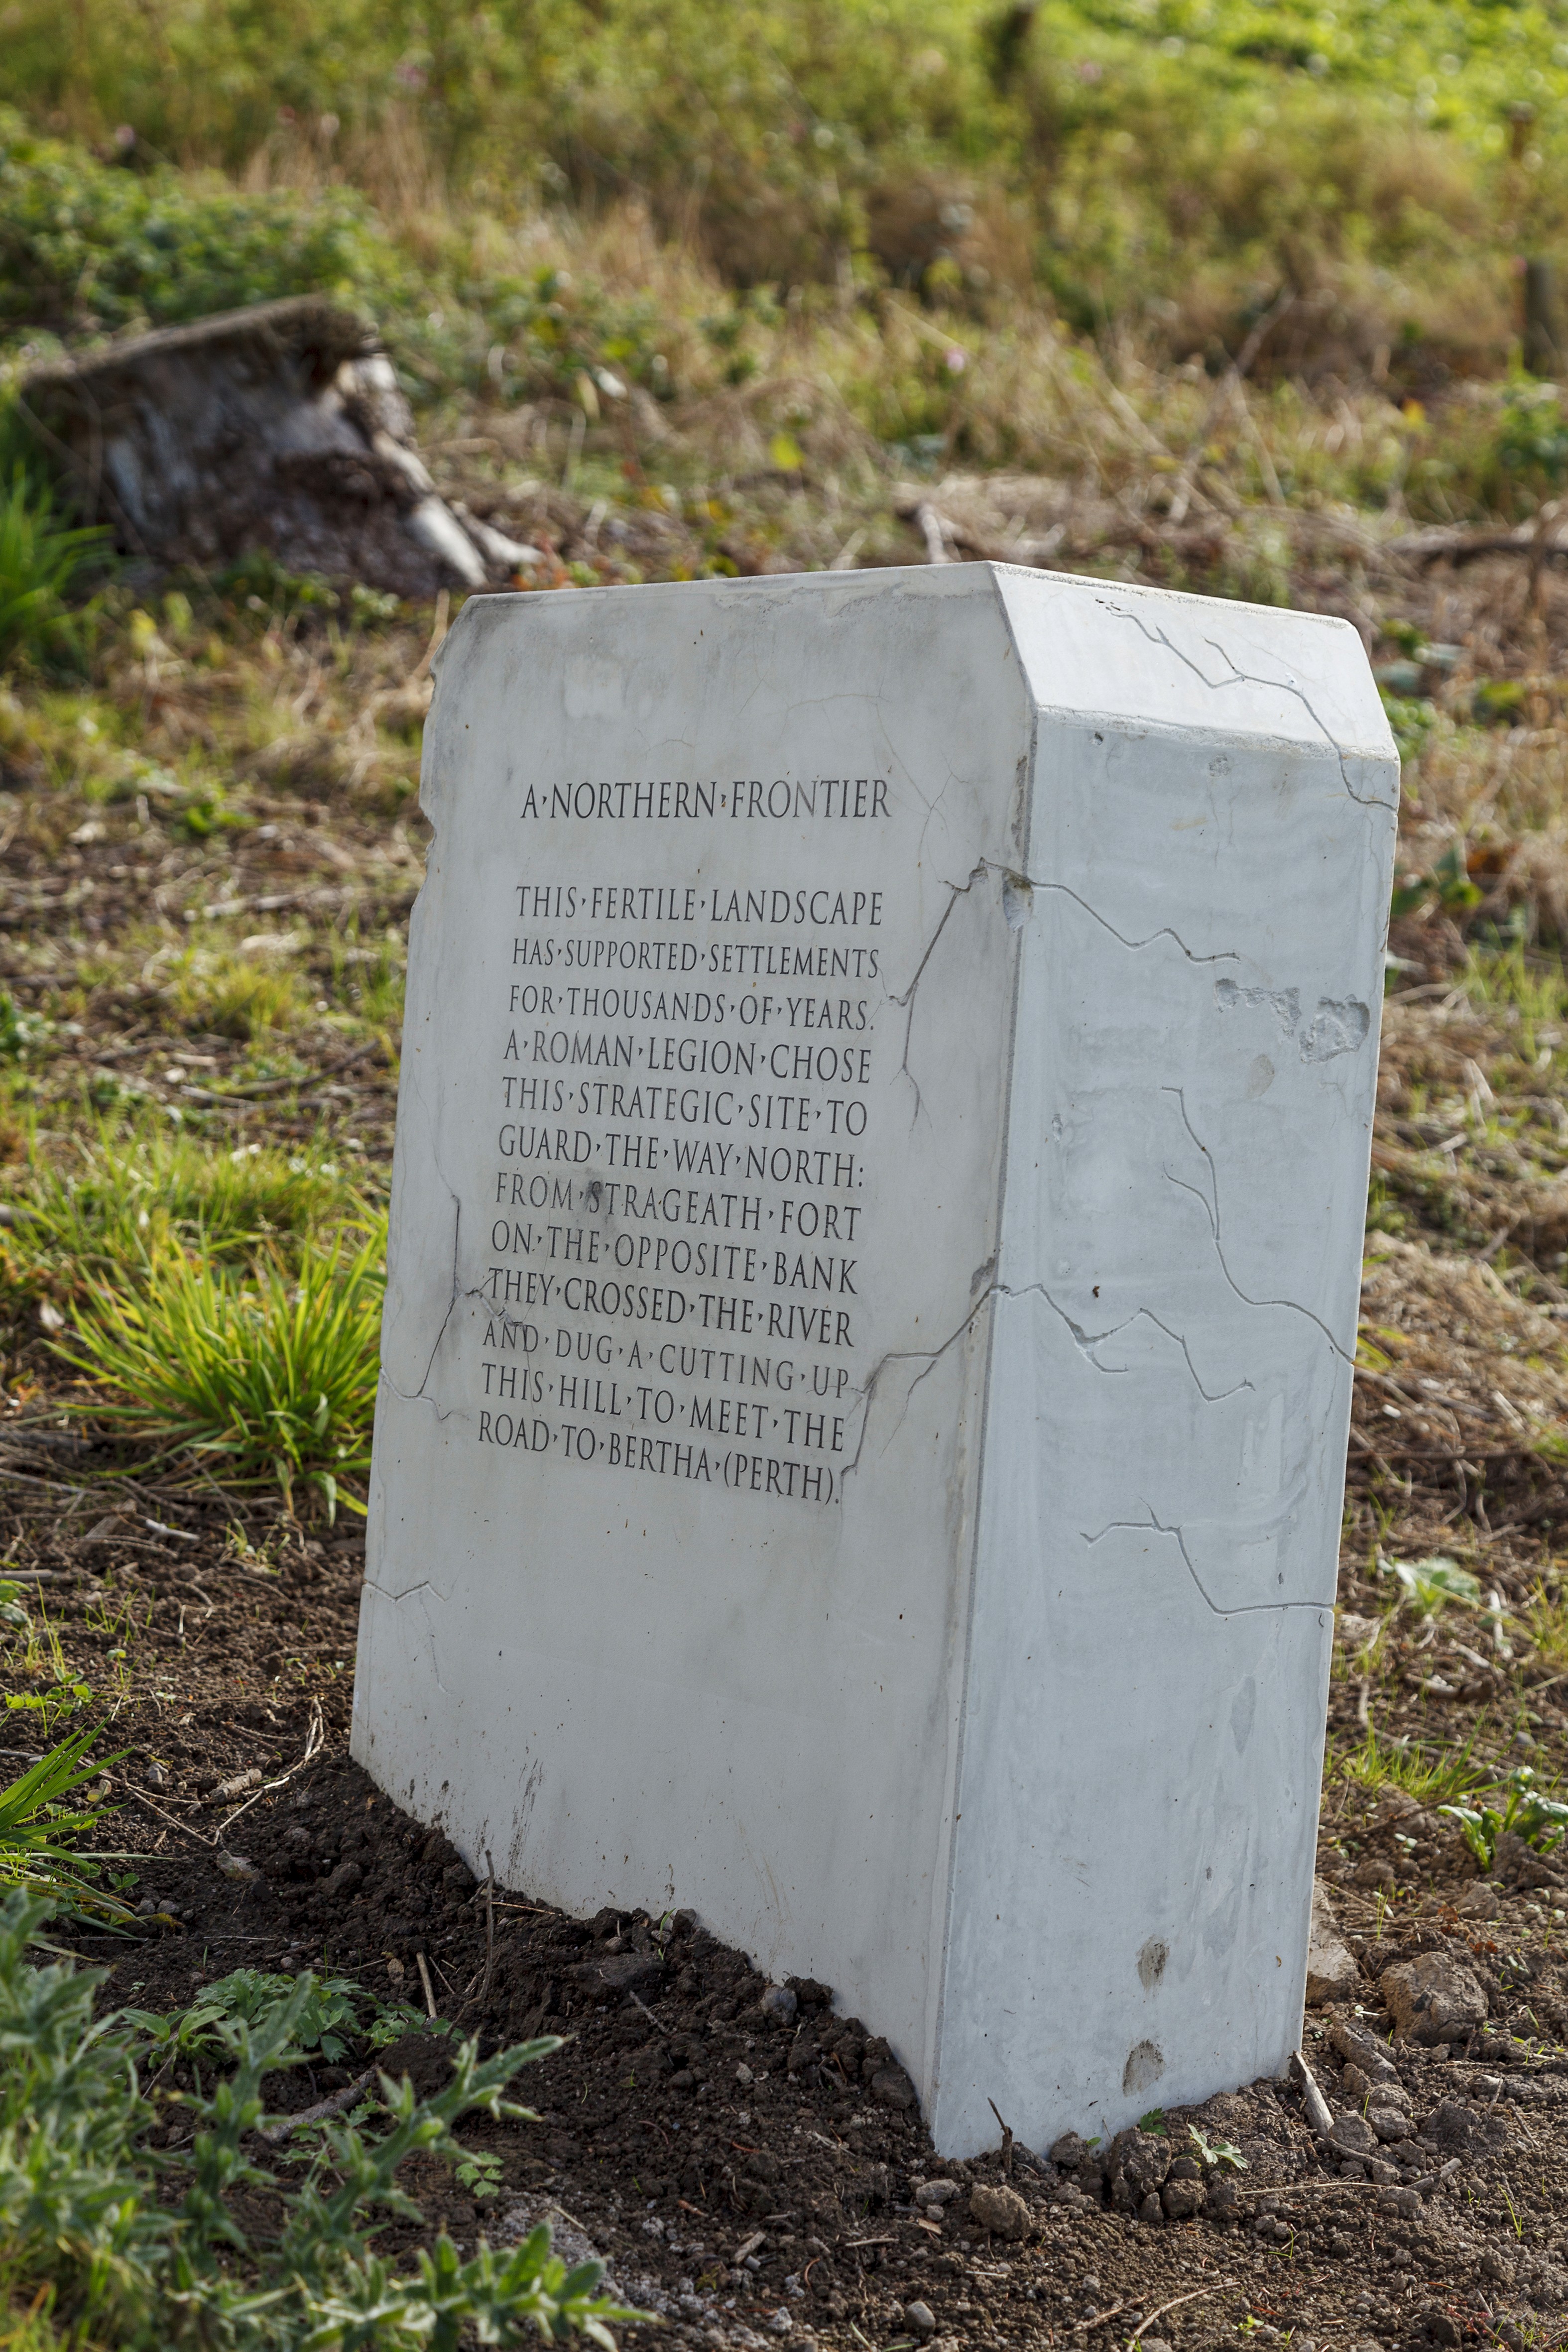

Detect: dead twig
260,2065,378,2145
213,1700,325,1839
416,1950,438,2020
1293,2049,1336,2142
987,2096,1014,2176
914,502,953,565
1167,289,1294,526
1129,2282,1235,2341
1070,2299,1127,2336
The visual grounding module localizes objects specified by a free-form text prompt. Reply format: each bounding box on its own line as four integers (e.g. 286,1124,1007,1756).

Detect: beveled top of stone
433,562,1397,777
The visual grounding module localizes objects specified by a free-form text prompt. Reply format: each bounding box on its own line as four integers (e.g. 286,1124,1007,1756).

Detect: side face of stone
355,566,1031,2083
932,575,1396,2151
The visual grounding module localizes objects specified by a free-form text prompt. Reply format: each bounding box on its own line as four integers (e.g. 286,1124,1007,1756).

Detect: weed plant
0,1733,124,1921
0,1889,635,2350
121,1968,428,2070
58,1221,385,1514
1443,1765,1568,1869
0,466,109,673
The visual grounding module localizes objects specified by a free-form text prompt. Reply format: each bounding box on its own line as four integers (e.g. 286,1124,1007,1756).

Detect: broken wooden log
1381,515,1568,567
16,294,538,598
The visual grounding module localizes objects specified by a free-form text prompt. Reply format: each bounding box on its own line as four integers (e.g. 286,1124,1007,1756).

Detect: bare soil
0,1471,1553,2352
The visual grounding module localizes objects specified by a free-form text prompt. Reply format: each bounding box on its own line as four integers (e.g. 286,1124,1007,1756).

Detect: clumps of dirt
65,1724,1568,2352
12,1504,1568,2348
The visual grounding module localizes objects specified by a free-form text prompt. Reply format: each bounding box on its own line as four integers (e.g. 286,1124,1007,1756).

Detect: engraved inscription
471,776,894,1505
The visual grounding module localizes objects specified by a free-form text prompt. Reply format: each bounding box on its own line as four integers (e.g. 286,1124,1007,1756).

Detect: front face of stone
355,570,1029,2079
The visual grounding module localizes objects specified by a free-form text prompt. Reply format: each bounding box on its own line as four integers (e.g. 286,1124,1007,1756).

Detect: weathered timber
16,295,537,597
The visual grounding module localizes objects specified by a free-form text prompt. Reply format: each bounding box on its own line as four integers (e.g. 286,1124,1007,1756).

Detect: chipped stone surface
1305,1878,1360,2006
352,564,1397,2157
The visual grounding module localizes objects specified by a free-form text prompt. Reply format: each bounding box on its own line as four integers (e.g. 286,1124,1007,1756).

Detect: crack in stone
891,861,987,1126
843,1274,1254,1485
363,1574,452,1692
1081,1507,1324,1618
1027,878,1242,968
1098,599,1398,812
1160,1084,1354,1365
363,1573,449,1607
891,858,1240,1130
380,1182,469,1419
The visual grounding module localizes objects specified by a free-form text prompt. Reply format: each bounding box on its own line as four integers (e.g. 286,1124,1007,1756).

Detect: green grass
0,0,1566,399
57,1220,385,1515
0,1731,125,1922
0,465,109,674
1460,942,1568,1052
1335,1725,1494,1808
163,941,305,1041
4,1120,363,1292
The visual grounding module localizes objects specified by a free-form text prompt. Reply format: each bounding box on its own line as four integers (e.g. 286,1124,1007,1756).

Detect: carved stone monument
352,565,1397,2154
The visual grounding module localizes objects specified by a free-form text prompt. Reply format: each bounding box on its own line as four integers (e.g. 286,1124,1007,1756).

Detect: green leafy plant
0,1889,640,2349
0,463,110,674
1189,2124,1247,2172
57,1220,385,1513
1496,378,1568,500
1387,1554,1482,1616
121,1969,391,2067
0,1730,127,1919
0,987,50,1061
1388,840,1482,924
454,2146,506,2200
1442,1765,1568,1873
0,109,407,339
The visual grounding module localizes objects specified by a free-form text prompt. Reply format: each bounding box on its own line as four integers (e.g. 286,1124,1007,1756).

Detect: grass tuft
57,1222,384,1514
0,1731,125,1922
0,465,109,675
1335,1725,1492,1808
164,944,304,1041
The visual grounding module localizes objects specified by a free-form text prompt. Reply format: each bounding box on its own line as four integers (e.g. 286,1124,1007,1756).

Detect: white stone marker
353,563,1397,2155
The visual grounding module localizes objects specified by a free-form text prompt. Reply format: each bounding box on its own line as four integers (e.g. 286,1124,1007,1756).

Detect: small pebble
904,2302,936,2340
913,2179,961,2207
145,1762,168,1790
